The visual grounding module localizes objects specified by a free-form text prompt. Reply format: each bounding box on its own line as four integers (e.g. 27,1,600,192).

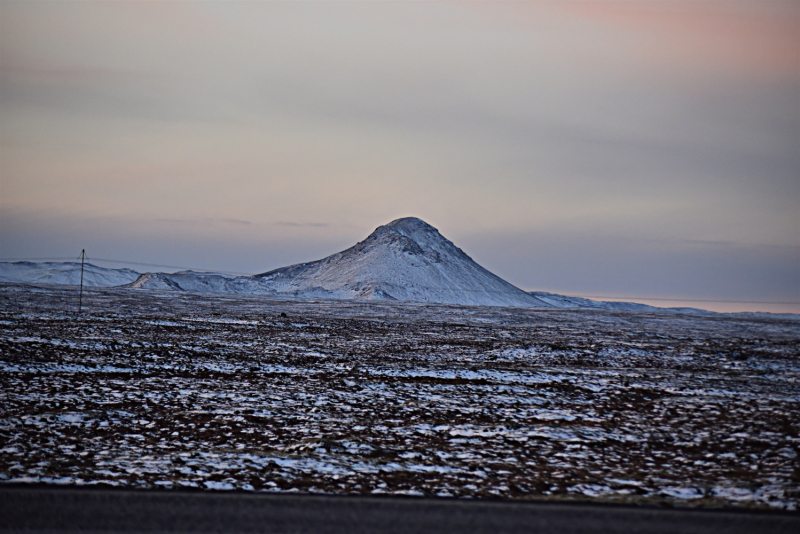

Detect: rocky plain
1,283,798,510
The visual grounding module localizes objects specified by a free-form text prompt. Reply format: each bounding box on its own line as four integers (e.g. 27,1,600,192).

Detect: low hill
0,261,139,287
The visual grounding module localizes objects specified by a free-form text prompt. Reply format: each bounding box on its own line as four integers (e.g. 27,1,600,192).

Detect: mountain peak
361,217,452,260
253,217,550,307
385,216,434,230
376,217,439,239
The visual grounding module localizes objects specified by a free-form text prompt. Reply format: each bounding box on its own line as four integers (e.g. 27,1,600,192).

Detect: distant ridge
529,291,710,314
0,261,139,287
3,219,794,315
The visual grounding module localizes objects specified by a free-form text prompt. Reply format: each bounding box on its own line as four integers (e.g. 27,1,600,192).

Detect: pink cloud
556,1,799,82
465,0,799,83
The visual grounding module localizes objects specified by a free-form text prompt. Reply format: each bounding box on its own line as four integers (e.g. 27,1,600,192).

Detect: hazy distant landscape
2,218,789,317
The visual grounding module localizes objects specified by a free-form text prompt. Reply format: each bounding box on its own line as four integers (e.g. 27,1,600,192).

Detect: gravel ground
1,284,798,510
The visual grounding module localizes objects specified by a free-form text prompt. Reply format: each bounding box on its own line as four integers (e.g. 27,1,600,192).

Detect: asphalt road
1,487,798,533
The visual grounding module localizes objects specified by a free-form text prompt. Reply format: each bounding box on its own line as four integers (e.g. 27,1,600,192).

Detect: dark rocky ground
1,283,798,510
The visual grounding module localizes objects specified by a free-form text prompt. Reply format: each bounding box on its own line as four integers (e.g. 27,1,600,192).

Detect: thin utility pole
78,249,85,314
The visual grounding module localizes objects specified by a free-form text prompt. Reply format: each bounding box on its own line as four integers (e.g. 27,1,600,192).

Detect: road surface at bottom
0,486,797,534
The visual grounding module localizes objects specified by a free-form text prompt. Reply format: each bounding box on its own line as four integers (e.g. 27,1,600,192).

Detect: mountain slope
127,271,273,294
254,217,550,307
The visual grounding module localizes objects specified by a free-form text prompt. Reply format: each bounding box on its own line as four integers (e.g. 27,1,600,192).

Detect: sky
1,0,798,313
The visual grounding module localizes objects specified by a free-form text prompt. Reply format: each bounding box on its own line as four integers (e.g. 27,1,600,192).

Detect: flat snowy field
1,284,798,510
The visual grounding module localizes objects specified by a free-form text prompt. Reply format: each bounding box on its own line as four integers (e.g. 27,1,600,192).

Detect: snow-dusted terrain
0,261,139,287
1,285,798,509
126,271,268,294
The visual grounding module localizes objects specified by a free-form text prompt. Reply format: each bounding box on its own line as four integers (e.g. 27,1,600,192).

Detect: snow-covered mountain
0,218,553,307
0,261,139,287
252,217,551,307
125,217,550,307
4,218,770,315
